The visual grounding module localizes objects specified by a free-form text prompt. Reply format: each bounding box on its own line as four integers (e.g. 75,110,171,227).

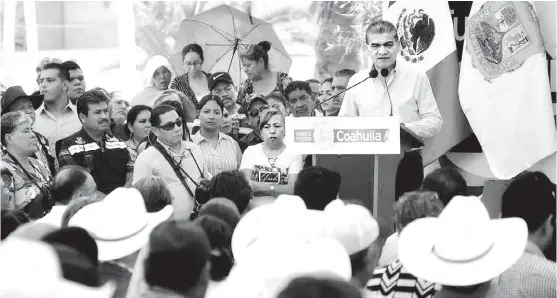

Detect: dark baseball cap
208,72,234,91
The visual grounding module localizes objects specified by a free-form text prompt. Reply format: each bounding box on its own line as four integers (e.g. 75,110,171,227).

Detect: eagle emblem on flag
396,8,436,63
465,1,544,81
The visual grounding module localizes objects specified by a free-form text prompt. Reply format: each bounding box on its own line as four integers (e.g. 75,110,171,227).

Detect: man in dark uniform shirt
57,90,131,195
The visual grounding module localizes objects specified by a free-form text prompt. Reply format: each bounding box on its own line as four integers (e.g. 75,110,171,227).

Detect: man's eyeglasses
248,105,269,117
158,119,183,131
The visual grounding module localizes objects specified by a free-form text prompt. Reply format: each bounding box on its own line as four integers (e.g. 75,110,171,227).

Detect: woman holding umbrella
170,43,211,107
238,41,292,111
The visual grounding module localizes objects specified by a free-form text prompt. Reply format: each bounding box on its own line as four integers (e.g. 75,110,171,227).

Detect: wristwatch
270,185,275,197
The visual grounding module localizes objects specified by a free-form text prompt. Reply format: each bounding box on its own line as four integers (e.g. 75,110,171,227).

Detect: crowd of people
0,20,555,298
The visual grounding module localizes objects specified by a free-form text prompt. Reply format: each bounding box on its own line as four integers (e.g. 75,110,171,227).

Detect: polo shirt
33,101,82,158
58,128,130,194
338,62,443,140
192,132,241,176
133,140,209,219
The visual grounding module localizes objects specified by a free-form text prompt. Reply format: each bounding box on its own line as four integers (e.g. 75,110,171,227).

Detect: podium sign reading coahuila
284,117,401,155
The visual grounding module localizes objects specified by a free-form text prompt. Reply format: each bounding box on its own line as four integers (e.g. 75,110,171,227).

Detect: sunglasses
248,105,269,117
158,119,183,131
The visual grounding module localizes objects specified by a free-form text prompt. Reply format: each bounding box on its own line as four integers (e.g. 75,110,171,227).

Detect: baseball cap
209,72,234,91
243,94,268,115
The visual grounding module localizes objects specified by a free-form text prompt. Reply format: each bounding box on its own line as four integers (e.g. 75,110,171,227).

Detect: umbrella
170,4,292,86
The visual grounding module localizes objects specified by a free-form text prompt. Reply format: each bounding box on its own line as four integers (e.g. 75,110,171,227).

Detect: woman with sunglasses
239,108,303,207
192,95,242,177
133,104,210,219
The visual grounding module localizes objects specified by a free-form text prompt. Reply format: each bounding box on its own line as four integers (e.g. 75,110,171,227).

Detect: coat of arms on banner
465,1,544,81
396,8,436,63
313,120,335,150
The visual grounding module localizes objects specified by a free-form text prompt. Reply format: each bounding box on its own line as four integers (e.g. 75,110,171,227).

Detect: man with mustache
61,60,86,105
329,69,356,117
57,90,132,195
107,91,130,140
208,72,245,138
284,81,321,118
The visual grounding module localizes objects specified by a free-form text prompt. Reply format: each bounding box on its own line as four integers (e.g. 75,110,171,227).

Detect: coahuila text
335,129,387,142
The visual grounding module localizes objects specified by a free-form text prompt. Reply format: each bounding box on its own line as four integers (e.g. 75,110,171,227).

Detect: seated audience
490,171,556,297
368,191,444,297
141,219,212,298
389,196,528,298
209,170,253,215
278,276,362,298
132,176,173,213
40,165,97,227
199,198,241,230
420,167,467,206
294,166,341,210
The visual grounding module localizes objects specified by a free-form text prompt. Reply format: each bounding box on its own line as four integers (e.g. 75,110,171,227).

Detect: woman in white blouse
239,108,303,207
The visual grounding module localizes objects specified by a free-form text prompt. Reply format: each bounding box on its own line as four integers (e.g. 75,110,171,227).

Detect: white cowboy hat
68,187,173,261
323,200,380,255
0,237,116,298
221,237,351,298
398,195,528,286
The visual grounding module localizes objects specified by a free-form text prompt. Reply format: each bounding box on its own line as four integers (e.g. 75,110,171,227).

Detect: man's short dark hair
306,79,320,85
321,77,333,86
284,81,312,99
334,69,356,78
420,167,467,206
209,170,252,214
294,166,341,210
50,166,91,205
365,20,398,44
145,220,210,294
502,171,556,232
61,60,82,72
76,89,109,119
278,276,361,298
42,63,70,82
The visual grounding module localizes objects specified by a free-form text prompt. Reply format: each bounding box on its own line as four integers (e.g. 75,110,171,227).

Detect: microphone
380,69,394,117
311,70,375,115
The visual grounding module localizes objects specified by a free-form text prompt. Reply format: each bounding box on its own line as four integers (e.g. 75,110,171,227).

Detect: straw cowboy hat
398,195,528,287
68,187,173,261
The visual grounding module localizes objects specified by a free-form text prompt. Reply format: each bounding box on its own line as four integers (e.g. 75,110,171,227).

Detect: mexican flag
459,1,556,179
383,1,472,166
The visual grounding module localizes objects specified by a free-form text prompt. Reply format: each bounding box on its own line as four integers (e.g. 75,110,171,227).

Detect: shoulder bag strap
151,142,196,198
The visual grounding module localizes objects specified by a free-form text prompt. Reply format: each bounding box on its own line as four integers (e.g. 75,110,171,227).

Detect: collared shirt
485,241,556,298
33,101,82,158
133,140,209,219
58,128,131,194
192,131,242,176
366,259,441,298
338,63,443,140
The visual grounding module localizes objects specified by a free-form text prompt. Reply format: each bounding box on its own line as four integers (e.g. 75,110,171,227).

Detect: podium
285,116,423,234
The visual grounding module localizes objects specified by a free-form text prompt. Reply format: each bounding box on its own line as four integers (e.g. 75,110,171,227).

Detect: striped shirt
169,72,210,107
485,241,556,298
366,260,440,298
192,132,241,177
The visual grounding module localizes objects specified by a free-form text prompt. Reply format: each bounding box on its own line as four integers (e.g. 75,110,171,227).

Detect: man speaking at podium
339,20,443,198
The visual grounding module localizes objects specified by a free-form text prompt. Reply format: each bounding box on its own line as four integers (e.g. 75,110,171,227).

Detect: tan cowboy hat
398,195,528,286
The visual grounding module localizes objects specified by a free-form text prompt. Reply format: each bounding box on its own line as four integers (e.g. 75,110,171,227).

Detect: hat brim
96,205,173,262
1,94,44,114
398,217,527,286
54,279,116,298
